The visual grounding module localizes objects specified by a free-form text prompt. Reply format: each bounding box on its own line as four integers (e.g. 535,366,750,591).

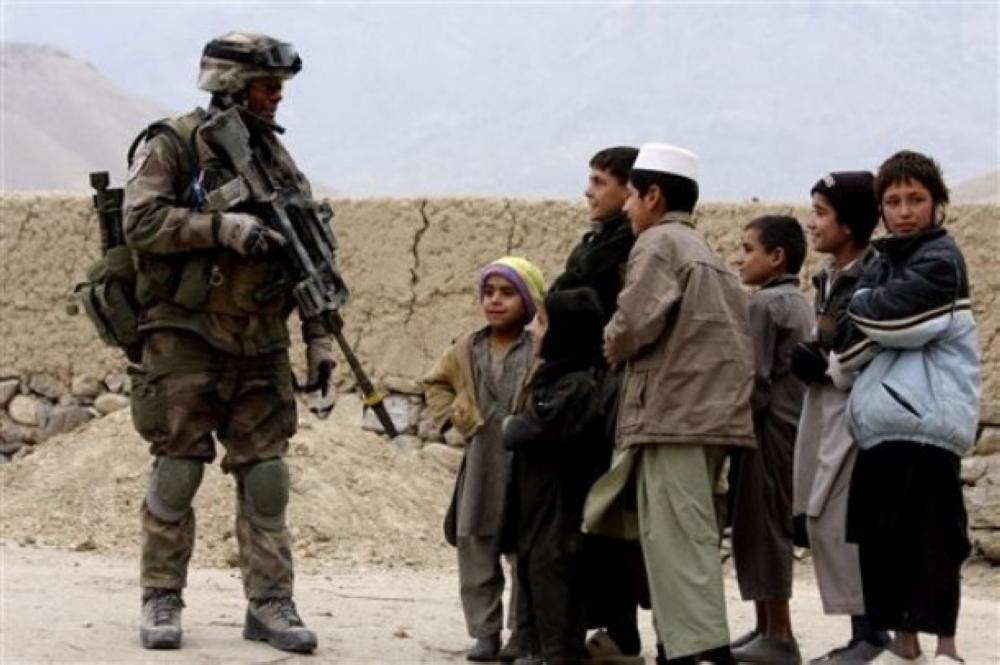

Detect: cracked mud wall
1,194,997,403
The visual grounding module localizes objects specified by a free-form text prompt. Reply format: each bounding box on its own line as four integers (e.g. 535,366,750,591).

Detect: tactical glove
790,341,829,385
214,212,286,257
305,337,336,419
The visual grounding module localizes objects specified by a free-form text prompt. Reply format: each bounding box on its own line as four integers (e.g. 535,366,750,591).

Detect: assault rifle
90,171,126,253
198,107,398,438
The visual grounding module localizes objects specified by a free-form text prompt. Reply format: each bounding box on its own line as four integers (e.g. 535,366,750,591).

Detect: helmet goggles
203,41,302,74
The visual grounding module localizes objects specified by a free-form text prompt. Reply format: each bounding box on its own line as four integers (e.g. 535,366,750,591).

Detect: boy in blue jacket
841,151,980,664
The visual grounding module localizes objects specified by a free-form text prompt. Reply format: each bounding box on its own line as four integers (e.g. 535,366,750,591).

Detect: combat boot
140,588,184,649
243,597,318,653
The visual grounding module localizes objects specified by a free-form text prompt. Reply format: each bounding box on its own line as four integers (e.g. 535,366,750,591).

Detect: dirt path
2,542,997,664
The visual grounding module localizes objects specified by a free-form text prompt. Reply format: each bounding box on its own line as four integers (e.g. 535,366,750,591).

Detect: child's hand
602,329,617,366
791,342,828,384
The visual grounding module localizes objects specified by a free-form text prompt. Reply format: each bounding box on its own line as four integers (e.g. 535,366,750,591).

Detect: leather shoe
468,634,501,662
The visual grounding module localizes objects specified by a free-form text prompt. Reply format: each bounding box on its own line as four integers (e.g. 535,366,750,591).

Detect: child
730,215,813,664
549,145,648,660
423,256,546,662
843,151,979,664
503,286,613,664
791,170,890,662
593,143,755,665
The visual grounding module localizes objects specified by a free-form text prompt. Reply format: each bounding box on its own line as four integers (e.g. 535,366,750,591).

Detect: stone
420,443,464,473
974,427,1000,455
974,531,1000,563
964,482,1000,529
28,372,64,400
74,537,98,552
391,435,424,452
0,440,23,456
330,391,365,428
362,394,420,435
382,376,424,396
0,415,39,445
961,456,988,485
94,392,130,415
8,394,44,426
104,373,129,394
980,401,1000,427
417,415,443,443
0,366,18,381
0,379,19,408
443,427,466,448
40,405,93,440
70,373,104,400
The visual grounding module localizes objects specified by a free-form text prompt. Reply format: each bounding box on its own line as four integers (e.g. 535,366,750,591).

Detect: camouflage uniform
125,51,328,604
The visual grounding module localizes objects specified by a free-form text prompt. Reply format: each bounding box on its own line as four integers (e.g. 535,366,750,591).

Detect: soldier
124,32,335,653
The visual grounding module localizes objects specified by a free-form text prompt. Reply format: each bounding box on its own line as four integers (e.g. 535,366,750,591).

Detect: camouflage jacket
123,106,329,356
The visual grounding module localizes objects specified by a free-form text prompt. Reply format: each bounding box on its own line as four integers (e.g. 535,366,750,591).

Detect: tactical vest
131,110,289,320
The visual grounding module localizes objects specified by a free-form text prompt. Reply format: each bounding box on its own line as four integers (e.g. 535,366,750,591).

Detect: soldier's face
247,77,284,122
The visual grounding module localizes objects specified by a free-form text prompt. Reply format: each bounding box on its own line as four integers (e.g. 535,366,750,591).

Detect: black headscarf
539,287,605,376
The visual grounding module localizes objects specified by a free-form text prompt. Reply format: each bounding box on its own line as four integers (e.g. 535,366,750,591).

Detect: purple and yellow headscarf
478,256,546,322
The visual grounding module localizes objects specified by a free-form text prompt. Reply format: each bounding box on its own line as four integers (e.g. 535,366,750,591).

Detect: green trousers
584,444,730,659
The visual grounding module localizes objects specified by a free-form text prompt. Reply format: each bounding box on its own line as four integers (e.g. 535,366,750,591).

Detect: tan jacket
422,331,484,438
604,212,755,449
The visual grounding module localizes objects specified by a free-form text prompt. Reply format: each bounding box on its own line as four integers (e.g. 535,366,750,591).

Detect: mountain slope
1,43,173,191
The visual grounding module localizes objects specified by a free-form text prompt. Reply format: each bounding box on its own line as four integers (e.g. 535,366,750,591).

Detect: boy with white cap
587,143,754,664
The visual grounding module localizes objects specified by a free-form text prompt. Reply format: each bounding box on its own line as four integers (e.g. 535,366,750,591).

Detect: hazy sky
4,1,998,200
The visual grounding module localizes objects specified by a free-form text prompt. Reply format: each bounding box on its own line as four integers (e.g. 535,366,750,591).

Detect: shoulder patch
127,144,151,182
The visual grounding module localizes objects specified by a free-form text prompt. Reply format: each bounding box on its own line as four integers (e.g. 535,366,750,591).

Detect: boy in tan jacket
423,257,545,663
596,143,754,665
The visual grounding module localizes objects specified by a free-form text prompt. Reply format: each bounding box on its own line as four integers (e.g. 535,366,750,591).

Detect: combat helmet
198,31,302,95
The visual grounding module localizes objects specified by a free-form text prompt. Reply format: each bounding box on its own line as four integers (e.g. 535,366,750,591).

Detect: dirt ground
1,542,998,664
1,399,998,663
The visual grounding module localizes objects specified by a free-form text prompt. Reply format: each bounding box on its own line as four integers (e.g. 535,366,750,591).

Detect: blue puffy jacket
843,228,980,456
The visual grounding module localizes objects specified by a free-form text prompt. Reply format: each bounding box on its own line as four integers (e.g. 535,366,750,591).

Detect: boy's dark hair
874,150,950,207
590,146,639,185
745,215,807,275
628,169,699,213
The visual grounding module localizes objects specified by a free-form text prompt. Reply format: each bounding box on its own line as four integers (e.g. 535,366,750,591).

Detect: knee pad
146,457,204,523
239,458,289,530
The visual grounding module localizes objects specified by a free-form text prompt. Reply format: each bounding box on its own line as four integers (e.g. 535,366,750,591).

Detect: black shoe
513,655,545,665
468,634,501,662
809,638,885,663
243,597,317,653
606,622,642,657
140,588,184,650
730,627,761,650
698,644,736,665
498,633,523,662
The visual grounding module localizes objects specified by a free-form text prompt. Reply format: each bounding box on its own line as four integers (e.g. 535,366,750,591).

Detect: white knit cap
633,143,699,182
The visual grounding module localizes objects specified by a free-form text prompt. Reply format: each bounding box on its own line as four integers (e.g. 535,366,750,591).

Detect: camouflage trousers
132,330,298,600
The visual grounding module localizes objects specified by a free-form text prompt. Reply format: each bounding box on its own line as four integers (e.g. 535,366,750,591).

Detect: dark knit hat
540,287,604,364
810,171,879,243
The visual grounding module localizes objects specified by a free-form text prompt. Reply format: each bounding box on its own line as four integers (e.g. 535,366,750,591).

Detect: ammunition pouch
136,252,214,309
75,245,142,360
136,250,286,317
